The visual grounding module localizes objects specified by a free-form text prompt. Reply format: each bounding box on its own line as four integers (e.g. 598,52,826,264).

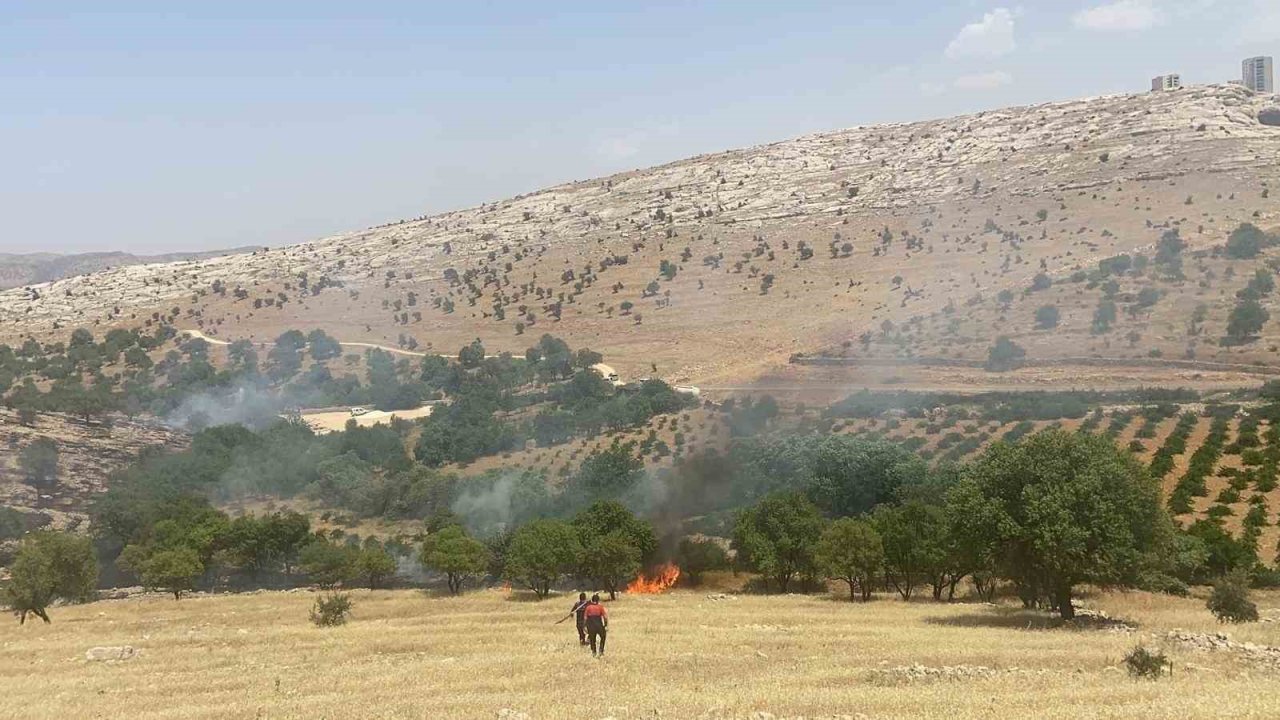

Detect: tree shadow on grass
925,605,1138,632
504,590,556,603
925,607,1064,630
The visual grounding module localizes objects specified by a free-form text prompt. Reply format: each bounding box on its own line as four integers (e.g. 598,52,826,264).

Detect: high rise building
1243,56,1274,93
1151,74,1182,92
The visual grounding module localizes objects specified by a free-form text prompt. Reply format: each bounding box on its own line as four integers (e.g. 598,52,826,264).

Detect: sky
1,1,1277,255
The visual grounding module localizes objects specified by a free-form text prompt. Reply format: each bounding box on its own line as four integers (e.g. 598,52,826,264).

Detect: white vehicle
349,406,370,416
591,363,623,386
674,385,702,398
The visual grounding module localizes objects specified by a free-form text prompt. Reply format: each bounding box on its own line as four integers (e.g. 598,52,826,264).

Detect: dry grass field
5,583,1280,719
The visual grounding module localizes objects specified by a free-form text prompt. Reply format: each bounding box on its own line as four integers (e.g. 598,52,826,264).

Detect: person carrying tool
571,592,589,646
583,593,608,657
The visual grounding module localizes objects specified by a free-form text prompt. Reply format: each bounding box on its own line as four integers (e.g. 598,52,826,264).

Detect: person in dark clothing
583,593,608,657
572,592,589,646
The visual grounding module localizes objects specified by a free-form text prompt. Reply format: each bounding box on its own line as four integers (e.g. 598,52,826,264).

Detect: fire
626,563,681,594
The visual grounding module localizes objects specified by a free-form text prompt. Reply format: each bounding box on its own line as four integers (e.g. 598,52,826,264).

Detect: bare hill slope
2,85,1277,388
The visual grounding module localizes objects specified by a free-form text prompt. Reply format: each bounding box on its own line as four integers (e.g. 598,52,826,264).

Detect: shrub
1123,646,1171,680
1035,305,1060,330
1207,571,1258,623
984,337,1026,372
310,592,353,627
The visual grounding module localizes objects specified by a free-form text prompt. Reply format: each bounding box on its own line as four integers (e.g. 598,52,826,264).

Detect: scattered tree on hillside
1154,228,1185,278
1226,298,1269,342
1225,223,1269,260
19,439,59,497
984,336,1026,372
1035,305,1060,330
1092,299,1117,334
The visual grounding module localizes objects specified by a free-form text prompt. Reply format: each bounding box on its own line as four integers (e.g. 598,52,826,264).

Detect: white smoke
162,381,284,431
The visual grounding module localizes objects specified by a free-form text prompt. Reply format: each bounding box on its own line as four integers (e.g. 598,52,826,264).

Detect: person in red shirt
583,593,608,657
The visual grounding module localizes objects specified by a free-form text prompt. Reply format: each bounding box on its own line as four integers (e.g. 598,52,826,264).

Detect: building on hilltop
1151,73,1182,92
1243,56,1274,93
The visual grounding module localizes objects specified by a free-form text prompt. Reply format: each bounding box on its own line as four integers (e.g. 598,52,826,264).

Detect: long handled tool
554,600,588,625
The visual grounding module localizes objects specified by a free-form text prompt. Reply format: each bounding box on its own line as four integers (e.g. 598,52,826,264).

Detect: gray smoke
163,382,285,431
451,474,523,537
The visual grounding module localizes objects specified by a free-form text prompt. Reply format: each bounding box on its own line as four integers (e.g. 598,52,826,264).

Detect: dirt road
181,329,493,359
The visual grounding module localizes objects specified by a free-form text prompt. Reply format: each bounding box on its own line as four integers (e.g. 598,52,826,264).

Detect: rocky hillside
1,85,1277,389
0,410,186,533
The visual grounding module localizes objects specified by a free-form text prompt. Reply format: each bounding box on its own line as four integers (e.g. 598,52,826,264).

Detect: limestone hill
2,85,1278,391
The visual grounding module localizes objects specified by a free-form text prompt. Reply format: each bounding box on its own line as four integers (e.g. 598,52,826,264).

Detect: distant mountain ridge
0,247,262,290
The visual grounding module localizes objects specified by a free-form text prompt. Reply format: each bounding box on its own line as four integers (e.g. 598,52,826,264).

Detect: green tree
2,531,98,624
504,519,580,598
1227,298,1269,341
458,339,486,369
135,547,203,600
1035,305,1060,330
1207,570,1258,623
732,492,825,592
567,443,644,501
948,431,1170,619
872,501,948,600
307,329,343,361
984,336,1026,372
1092,300,1118,334
265,511,312,576
815,518,884,601
1225,223,1268,259
577,530,641,600
354,545,397,589
675,538,729,585
19,438,59,496
572,501,657,565
299,540,357,588
420,525,490,594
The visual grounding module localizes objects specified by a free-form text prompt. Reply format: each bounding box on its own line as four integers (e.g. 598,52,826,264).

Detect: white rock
85,646,138,662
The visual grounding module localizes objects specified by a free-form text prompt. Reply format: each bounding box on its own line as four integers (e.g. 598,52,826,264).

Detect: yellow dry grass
4,584,1280,719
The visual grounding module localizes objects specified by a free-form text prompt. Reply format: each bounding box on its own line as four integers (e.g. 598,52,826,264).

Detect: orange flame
626,563,681,594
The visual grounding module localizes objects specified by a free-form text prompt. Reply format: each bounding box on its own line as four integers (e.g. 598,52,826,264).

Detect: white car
350,406,370,416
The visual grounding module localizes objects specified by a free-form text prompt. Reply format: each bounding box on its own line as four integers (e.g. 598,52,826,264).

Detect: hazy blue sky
2,1,1276,254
